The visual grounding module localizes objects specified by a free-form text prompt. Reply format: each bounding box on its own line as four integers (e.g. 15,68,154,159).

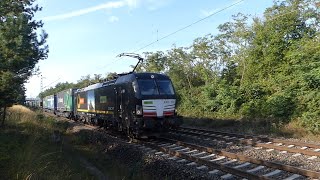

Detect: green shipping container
56,88,75,112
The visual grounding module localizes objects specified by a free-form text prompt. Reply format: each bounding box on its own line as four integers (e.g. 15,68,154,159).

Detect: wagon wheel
127,127,138,143
125,116,131,137
117,118,123,131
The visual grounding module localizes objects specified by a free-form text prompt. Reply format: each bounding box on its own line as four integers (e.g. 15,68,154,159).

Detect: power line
94,0,244,76
52,1,245,81
132,0,245,53
39,0,245,91
42,77,62,90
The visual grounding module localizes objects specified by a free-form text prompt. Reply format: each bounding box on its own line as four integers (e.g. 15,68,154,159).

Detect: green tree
106,72,118,81
134,51,166,73
240,0,319,119
0,0,48,126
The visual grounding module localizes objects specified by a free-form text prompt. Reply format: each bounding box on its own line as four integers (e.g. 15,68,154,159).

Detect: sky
25,0,275,98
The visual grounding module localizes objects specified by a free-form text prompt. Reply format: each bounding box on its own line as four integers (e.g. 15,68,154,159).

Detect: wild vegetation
0,105,95,179
40,0,320,134
1,105,160,179
0,0,48,126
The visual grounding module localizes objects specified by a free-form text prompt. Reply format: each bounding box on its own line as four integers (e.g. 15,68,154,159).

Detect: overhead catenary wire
42,76,62,90
39,0,319,96
79,1,319,89
132,0,245,53
55,1,245,79
92,2,304,77
31,1,315,99
133,0,318,54
71,0,245,84
79,1,313,80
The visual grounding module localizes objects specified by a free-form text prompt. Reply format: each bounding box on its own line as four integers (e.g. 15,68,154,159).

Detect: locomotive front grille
142,99,175,117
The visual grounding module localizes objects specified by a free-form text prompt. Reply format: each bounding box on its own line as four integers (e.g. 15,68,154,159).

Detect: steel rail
140,140,270,179
181,126,320,148
159,137,320,179
178,127,320,157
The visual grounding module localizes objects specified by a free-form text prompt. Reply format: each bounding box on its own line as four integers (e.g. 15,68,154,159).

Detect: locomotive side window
138,79,159,95
156,80,175,95
100,96,107,103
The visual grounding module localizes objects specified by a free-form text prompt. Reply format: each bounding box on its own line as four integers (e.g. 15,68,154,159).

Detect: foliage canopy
0,0,48,125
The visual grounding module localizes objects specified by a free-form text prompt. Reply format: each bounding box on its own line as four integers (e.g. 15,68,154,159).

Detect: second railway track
176,127,320,158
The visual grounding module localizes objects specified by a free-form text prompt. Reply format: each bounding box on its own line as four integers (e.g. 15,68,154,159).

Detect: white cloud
41,0,172,22
108,16,119,23
42,0,134,22
145,0,172,11
126,0,140,9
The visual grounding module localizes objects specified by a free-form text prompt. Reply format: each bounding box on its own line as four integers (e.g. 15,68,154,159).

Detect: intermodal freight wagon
43,95,56,113
56,88,76,118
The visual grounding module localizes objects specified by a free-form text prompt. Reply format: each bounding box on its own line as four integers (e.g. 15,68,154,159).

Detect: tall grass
0,105,93,179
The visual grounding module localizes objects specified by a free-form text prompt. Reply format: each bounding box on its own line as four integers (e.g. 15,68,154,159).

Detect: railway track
48,113,320,179
137,137,320,179
176,127,320,158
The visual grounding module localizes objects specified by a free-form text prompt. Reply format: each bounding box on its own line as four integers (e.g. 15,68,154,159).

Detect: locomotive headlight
136,105,143,115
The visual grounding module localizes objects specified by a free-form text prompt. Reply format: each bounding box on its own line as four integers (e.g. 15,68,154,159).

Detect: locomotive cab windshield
137,79,175,96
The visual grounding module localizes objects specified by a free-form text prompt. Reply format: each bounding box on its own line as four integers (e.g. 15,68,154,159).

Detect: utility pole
40,75,44,108
40,75,44,93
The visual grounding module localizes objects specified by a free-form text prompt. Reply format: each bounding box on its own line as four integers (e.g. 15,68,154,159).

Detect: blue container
43,95,57,111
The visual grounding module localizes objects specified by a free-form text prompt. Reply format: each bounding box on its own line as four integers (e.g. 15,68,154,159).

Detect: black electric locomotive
43,53,182,137
73,53,182,137
74,72,182,137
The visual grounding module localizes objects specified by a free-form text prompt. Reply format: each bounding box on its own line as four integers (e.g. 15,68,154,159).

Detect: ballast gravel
66,123,230,180
165,132,320,173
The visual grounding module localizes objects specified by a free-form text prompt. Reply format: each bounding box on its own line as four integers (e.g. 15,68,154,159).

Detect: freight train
42,53,182,137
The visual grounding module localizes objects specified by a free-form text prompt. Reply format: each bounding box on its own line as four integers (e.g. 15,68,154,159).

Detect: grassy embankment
0,105,95,179
0,105,151,180
183,116,320,141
